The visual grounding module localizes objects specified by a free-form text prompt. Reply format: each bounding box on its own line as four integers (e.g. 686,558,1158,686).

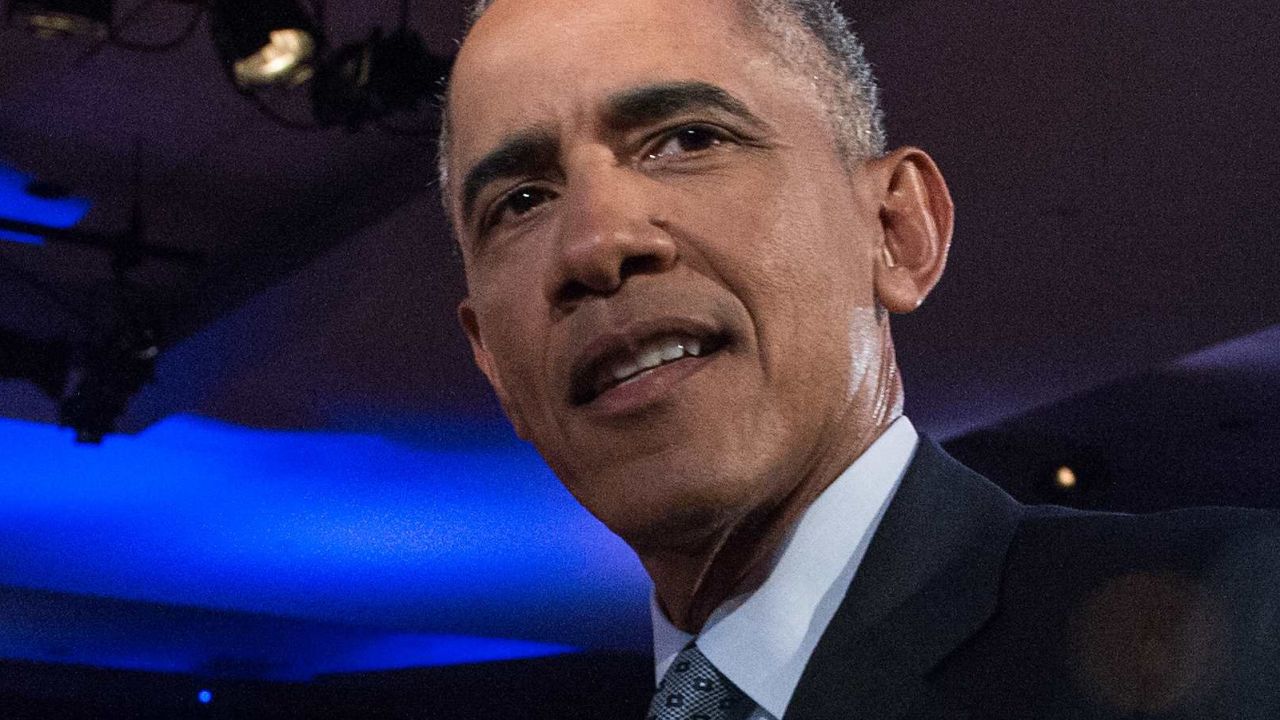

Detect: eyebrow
461,129,560,229
458,82,765,229
602,81,767,133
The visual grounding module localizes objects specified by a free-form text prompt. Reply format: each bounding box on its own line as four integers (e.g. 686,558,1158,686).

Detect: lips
568,319,728,406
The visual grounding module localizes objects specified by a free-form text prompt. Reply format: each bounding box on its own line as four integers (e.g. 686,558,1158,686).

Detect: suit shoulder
955,504,1280,717
1012,502,1280,573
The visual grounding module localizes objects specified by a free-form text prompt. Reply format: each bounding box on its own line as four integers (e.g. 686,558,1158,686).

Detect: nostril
558,279,592,305
554,253,672,308
619,254,665,279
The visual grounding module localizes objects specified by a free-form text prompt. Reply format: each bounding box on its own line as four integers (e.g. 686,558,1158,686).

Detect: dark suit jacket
785,439,1280,720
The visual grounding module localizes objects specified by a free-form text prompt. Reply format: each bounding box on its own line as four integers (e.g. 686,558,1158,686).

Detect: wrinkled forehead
445,0,772,183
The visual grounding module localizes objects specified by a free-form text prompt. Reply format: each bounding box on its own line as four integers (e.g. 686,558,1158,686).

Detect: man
437,0,1280,717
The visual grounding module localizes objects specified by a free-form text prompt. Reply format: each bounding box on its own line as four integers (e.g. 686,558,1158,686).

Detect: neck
642,339,904,633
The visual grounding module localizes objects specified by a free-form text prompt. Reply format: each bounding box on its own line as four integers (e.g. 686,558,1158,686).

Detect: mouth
569,325,729,407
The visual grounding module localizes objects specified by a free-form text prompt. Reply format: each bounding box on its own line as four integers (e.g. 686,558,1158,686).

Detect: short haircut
437,0,885,209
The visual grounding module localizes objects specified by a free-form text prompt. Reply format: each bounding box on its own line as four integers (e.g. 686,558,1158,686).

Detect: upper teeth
608,336,704,383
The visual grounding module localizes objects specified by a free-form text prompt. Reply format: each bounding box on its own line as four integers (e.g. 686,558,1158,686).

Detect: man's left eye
645,125,728,160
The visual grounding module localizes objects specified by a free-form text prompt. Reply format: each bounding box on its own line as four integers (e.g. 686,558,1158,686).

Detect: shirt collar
650,417,919,718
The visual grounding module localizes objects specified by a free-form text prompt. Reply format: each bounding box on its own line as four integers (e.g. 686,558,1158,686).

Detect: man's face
448,0,891,546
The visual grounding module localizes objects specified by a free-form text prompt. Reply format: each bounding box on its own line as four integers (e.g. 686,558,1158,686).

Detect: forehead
446,0,780,175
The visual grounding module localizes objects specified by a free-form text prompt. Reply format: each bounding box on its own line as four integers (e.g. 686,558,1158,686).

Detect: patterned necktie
648,642,754,720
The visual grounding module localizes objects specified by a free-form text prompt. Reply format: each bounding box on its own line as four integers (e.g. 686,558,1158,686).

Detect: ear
458,299,531,439
871,147,954,313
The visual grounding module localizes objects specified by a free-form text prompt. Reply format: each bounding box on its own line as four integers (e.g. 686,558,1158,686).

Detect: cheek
706,167,875,404
687,147,864,287
472,281,552,400
713,178,862,321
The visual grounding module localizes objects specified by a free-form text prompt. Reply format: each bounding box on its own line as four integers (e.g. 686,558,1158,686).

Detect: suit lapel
785,439,1024,720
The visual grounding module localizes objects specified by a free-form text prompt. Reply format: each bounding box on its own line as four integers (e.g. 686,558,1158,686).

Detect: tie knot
648,643,754,720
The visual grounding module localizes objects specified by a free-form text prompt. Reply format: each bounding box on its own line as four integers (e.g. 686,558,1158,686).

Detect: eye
645,124,730,161
487,185,557,229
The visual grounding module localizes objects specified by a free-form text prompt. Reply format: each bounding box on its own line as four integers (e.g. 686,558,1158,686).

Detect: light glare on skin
446,0,948,629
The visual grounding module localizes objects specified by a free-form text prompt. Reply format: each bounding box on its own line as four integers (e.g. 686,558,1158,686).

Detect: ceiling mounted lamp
311,28,451,130
210,0,321,88
7,0,113,39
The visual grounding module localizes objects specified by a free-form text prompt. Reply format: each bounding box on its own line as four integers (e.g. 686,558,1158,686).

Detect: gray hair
437,0,885,205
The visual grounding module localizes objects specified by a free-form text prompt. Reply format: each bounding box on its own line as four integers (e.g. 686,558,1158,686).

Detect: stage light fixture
210,0,320,88
7,0,112,39
311,28,448,130
59,323,158,444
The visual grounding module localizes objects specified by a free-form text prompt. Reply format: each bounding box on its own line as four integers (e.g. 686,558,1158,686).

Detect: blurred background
1,0,1277,716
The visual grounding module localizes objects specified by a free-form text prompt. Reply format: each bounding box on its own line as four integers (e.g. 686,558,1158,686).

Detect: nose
545,159,677,309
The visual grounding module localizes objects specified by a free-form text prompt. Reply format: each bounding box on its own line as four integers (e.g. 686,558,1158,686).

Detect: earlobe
872,148,954,313
458,300,531,439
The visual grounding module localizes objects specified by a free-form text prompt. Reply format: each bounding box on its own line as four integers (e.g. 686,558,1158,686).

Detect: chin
574,468,760,551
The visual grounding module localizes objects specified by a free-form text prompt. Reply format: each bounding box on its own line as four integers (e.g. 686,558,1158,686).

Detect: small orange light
1056,466,1078,490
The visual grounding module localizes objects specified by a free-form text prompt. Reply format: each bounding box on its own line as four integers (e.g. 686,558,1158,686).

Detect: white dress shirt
650,417,919,719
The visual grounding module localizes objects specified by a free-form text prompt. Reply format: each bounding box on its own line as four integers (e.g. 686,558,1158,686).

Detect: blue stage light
198,689,213,704
0,413,650,676
0,164,91,244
